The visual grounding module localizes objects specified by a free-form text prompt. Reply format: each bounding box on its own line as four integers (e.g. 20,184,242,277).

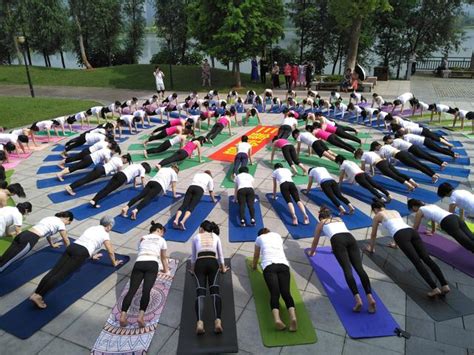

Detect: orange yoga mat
209,125,278,162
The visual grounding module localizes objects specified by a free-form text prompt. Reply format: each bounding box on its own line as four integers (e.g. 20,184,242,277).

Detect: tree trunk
74,15,93,69
231,62,235,73
299,0,306,63
332,40,342,75
211,56,215,68
60,49,66,68
24,35,32,65
345,17,362,70
7,54,11,65
338,56,342,74
396,53,402,79
43,50,48,67
234,61,241,88
47,55,51,67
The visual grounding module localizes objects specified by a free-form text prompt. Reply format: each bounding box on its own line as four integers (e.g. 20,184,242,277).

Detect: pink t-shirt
182,141,197,157
314,129,331,140
289,111,300,119
169,119,183,127
217,116,230,127
274,139,290,149
204,111,215,118
165,126,179,136
324,124,337,134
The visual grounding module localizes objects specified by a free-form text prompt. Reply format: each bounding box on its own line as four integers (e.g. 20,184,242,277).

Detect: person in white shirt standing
153,66,166,98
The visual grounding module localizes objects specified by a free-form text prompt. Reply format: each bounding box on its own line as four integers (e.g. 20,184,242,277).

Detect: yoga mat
0,251,129,339
177,259,238,354
239,115,260,127
37,165,63,174
36,130,76,137
221,163,257,188
263,160,308,186
246,258,317,347
51,136,129,152
265,193,317,239
397,169,460,189
228,195,264,242
91,259,178,355
151,156,211,172
425,163,470,178
113,193,180,234
203,132,235,147
43,154,63,162
36,171,90,189
306,247,399,338
47,179,109,203
468,221,474,233
0,239,73,296
304,188,373,230
129,147,178,161
359,237,474,321
371,175,440,204
164,196,221,242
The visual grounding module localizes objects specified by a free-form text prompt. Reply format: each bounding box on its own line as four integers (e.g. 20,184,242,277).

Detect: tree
122,0,146,64
287,0,316,63
0,0,27,65
69,0,93,69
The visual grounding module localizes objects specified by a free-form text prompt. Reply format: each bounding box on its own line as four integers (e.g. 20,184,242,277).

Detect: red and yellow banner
209,125,278,162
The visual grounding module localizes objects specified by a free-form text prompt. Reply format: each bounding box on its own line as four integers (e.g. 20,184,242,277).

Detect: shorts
156,82,165,91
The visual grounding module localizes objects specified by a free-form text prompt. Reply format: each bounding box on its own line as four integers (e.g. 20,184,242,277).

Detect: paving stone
38,336,90,355
405,335,466,355
302,291,345,336
145,324,177,354
435,321,474,348
0,330,54,354
42,299,94,336
406,316,435,341
343,337,402,355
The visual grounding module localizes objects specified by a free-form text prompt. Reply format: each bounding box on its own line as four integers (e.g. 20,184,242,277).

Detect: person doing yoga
293,128,337,161
243,108,262,126
319,119,361,145
173,170,217,230
371,141,439,182
272,163,309,225
205,112,232,144
0,182,26,207
59,138,115,166
354,148,418,191
143,131,191,159
29,216,123,309
396,131,457,159
66,154,132,195
232,135,253,180
437,182,474,219
89,162,151,208
308,207,376,313
270,137,308,176
391,92,414,113
121,165,179,220
119,221,169,328
0,202,32,237
144,124,193,146
366,200,450,298
234,166,257,227
63,129,108,154
190,220,229,335
0,211,73,272
408,199,474,253
312,122,356,153
304,167,355,215
151,118,187,135
336,155,392,202
277,114,298,139
251,227,298,331
393,124,453,148
156,136,205,169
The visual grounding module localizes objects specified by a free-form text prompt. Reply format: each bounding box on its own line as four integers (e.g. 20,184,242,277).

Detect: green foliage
329,0,392,28
150,49,203,65
122,0,146,64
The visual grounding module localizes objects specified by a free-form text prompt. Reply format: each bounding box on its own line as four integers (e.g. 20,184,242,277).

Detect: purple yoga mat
306,247,399,338
421,230,474,277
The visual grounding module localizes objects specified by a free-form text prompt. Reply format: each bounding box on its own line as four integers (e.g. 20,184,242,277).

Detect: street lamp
16,36,35,98
164,33,174,90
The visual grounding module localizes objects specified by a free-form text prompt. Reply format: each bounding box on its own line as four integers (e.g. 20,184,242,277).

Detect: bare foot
196,320,205,335
214,319,223,334
348,205,355,214
173,220,179,229
353,300,363,312
56,173,64,182
289,318,297,332
441,162,448,170
441,285,451,296
303,215,310,225
65,185,76,196
427,288,442,298
143,150,148,159
121,206,129,217
292,216,298,226
131,209,138,220
432,174,439,183
338,206,346,216
137,316,146,328
57,163,65,169
410,180,419,188
29,293,47,309
275,320,286,331
368,299,377,314
60,151,67,158
119,312,128,327
180,221,186,230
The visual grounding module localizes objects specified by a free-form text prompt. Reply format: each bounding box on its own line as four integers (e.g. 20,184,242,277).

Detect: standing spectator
201,59,211,87
271,62,280,89
251,58,260,82
298,63,306,87
260,58,268,84
284,63,292,90
291,64,299,89
153,66,165,99
305,62,313,89
349,69,359,91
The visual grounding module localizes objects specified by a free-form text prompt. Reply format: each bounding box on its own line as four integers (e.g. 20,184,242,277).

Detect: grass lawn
0,64,268,93
0,96,101,129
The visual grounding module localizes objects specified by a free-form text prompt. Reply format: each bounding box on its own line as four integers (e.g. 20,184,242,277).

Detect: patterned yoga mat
91,259,178,355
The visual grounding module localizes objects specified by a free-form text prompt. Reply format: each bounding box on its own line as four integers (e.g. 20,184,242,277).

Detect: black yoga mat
177,259,238,354
358,237,474,321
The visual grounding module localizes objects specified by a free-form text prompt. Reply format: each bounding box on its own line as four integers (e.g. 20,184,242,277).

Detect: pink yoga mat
3,153,32,170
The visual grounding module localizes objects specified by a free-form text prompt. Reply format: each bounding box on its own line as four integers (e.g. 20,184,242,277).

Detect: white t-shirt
36,120,53,130
297,132,317,146
122,164,146,183
75,225,110,257
378,144,398,159
255,232,289,270
187,115,200,124
361,151,381,165
154,71,164,85
450,190,474,214
420,205,451,224
404,133,425,146
282,117,297,127
378,111,389,119
336,103,347,112
108,103,117,112
169,135,184,146
351,105,363,114
374,96,385,106
435,104,450,113
136,234,167,263
0,206,23,228
90,148,112,165
103,156,123,175
120,115,134,125
89,140,109,154
151,167,178,191
272,168,293,185
75,112,86,120
85,132,106,145
397,93,413,104
235,172,254,190
134,110,146,119
418,101,429,110
236,142,251,154
457,110,469,118
53,116,66,125
407,125,423,135
392,138,412,151
191,172,214,192
364,107,377,116
351,92,362,101
33,216,66,239
0,133,18,145
11,129,24,137
340,160,363,183
90,106,103,115
309,167,333,185
330,92,341,101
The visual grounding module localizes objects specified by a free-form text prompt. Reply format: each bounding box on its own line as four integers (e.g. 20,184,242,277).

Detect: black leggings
395,151,435,177
336,124,357,133
281,145,300,166
421,127,441,142
331,233,371,295
70,165,105,190
237,187,255,221
35,243,89,296
327,134,355,153
193,256,221,321
277,125,292,139
127,181,163,212
440,214,474,252
424,138,454,157
312,140,329,157
146,140,172,155
0,231,40,272
263,263,295,310
65,135,86,151
335,127,361,144
280,182,300,203
233,153,248,175
375,160,409,184
206,123,224,141
148,130,168,142
65,147,91,163
92,172,127,203
68,155,93,173
355,173,390,199
408,145,443,166
179,185,204,213
320,180,350,209
121,260,158,312
394,228,447,289
152,122,171,134
159,149,188,167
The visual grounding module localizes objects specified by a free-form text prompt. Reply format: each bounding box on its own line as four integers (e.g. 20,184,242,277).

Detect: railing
416,57,472,71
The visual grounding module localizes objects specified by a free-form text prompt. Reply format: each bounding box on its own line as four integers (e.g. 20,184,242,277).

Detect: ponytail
318,206,332,220
7,183,26,198
150,220,166,234
200,220,220,235
122,153,132,164
17,202,32,215
257,227,270,236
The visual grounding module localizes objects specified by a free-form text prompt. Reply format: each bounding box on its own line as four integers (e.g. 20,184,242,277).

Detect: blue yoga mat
36,171,91,189
43,154,63,162
450,140,463,148
47,179,109,203
69,185,139,221
228,195,264,242
398,169,461,188
37,165,63,174
112,193,181,234
372,175,440,204
304,189,373,230
265,193,316,239
401,161,470,178
340,183,409,216
164,196,221,242
0,240,73,297
51,144,86,152
0,251,129,339
306,248,399,338
169,111,187,118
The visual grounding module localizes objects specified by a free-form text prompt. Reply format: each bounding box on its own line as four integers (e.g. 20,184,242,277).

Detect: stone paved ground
0,76,473,355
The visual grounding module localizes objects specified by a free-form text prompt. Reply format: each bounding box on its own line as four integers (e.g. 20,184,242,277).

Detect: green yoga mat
221,163,258,188
298,156,340,175
128,142,166,151
240,115,261,127
1,170,15,254
263,160,308,185
130,148,179,161
149,157,211,174
203,132,234,147
462,133,474,140
36,130,76,137
467,221,474,233
246,258,317,347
